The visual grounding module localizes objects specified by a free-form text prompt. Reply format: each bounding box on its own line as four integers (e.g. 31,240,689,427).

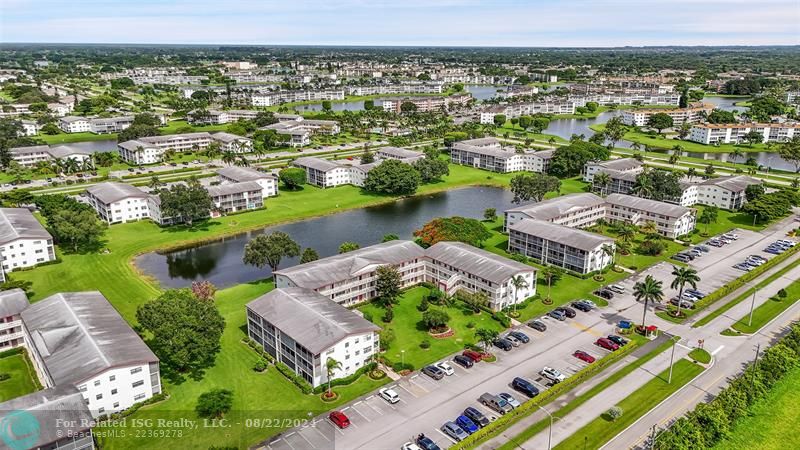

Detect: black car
415,433,442,450
509,330,530,343
463,406,490,427
557,307,577,318
494,338,513,351
422,365,445,380
453,354,474,368
512,377,540,398
594,289,614,299
528,320,547,332
571,301,592,312
607,335,628,346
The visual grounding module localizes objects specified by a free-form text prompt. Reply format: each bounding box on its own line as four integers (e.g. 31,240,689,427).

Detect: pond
60,140,118,153
135,186,516,289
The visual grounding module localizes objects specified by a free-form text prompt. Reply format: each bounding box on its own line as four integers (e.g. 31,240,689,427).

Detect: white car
608,284,625,294
504,334,521,347
499,392,521,408
436,361,455,376
379,387,400,404
540,366,566,383
401,443,422,450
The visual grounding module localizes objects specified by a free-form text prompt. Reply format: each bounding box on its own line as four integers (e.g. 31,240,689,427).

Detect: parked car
596,337,620,351
455,415,479,434
509,330,530,343
504,334,521,347
441,421,469,441
422,365,445,380
379,387,400,404
494,338,513,351
402,442,422,450
573,350,596,363
512,377,540,398
547,309,566,321
594,289,614,300
453,355,474,368
528,320,547,332
329,411,350,429
572,301,592,312
479,392,513,415
670,297,694,309
686,288,707,298
540,366,566,383
558,306,577,318
696,245,710,252
607,335,628,346
579,299,597,309
463,349,483,362
415,434,441,450
436,361,455,376
463,407,490,427
608,284,625,294
498,392,521,409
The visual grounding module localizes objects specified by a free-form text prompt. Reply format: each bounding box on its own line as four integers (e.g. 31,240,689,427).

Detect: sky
1,0,799,47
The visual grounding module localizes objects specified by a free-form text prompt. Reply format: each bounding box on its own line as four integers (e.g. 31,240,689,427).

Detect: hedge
275,362,313,394
0,347,23,359
311,362,377,394
450,334,645,449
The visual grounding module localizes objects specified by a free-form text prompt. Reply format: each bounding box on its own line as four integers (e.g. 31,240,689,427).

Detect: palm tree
640,220,658,236
731,147,744,164
617,224,637,243
540,266,563,301
601,243,616,270
234,156,250,167
631,142,642,152
698,206,719,235
148,176,164,190
221,151,237,166
687,167,698,180
670,266,700,317
510,275,529,314
633,275,664,331
615,239,632,256
325,358,342,395
475,328,499,353
548,137,557,146
632,173,654,199
594,172,611,196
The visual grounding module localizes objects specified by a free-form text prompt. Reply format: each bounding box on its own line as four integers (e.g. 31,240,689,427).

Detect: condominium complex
188,109,260,125
263,116,340,147
375,146,425,161
681,175,762,210
22,291,161,418
250,90,345,107
86,182,151,224
605,194,696,237
583,158,645,183
117,132,253,164
58,115,164,134
217,166,279,195
246,287,380,387
504,193,607,231
0,208,56,282
0,288,28,349
347,82,446,96
480,102,576,123
292,151,419,188
382,94,472,113
274,240,536,311
207,181,265,215
621,102,715,127
9,144,92,168
450,137,554,173
508,219,615,274
496,85,540,99
688,122,799,144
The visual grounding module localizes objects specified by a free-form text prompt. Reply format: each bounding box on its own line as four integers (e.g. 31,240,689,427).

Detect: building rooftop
274,240,426,290
47,145,91,159
0,208,52,246
606,193,693,218
452,142,517,159
217,166,272,182
0,385,93,448
206,181,263,197
593,158,644,172
246,287,380,354
0,288,29,317
509,218,614,251
293,156,342,172
460,137,501,147
376,146,423,159
212,132,251,144
59,116,89,123
506,193,606,221
21,291,158,386
700,175,762,192
426,241,535,284
86,182,148,204
9,145,50,155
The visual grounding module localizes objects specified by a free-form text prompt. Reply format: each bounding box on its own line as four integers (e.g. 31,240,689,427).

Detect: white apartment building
58,116,91,133
117,132,252,164
210,132,254,153
246,288,380,387
683,175,762,210
504,193,607,231
496,85,539,99
382,94,472,113
347,82,446,96
20,120,41,136
480,101,576,123
583,158,645,182
207,181,265,216
293,157,356,188
0,288,29,349
217,166,279,196
621,102,715,127
189,109,260,125
250,90,345,107
0,208,56,282
449,138,554,173
88,115,136,134
263,116,340,147
85,182,150,224
605,194,696,238
689,123,799,145
508,219,615,274
375,147,424,161
21,291,161,418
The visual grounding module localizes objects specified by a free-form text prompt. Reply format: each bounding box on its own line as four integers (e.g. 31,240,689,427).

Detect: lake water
61,140,118,153
135,186,516,288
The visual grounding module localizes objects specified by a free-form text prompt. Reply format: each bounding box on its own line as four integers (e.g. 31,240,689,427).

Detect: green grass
730,277,800,334
687,348,711,364
690,206,762,242
497,334,670,450
554,359,705,450
710,365,800,450
591,124,769,154
0,351,39,402
358,287,505,368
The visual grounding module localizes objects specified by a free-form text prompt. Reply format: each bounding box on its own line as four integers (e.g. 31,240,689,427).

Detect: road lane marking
711,345,725,356
295,430,314,448
435,428,458,444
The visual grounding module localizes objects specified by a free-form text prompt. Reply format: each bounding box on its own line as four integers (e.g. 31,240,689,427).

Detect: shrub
253,359,268,372
606,406,623,421
417,297,429,312
382,309,394,323
493,311,511,328
466,321,476,329
362,311,373,322
0,373,10,382
420,339,431,349
196,389,233,419
778,288,788,299
275,362,312,394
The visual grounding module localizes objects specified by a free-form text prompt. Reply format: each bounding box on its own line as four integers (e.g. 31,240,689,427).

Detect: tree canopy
363,159,421,195
510,173,561,204
158,179,213,226
242,231,301,272
548,141,609,178
414,216,491,247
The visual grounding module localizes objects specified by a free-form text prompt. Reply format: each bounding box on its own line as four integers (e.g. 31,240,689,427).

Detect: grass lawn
688,205,762,243
710,366,800,450
0,350,40,402
687,348,711,364
730,277,800,334
358,287,505,369
554,358,704,450
495,123,569,144
591,124,769,154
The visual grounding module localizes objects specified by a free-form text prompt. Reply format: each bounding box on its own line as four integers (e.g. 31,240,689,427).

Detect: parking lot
261,306,629,450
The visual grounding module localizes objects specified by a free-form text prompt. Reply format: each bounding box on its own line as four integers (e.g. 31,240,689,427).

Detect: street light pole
401,350,405,367
748,287,758,326
668,336,677,384
535,405,555,450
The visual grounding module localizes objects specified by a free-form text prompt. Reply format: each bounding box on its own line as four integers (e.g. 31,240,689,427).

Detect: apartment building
0,288,28,349
293,157,356,188
583,158,645,182
58,116,91,133
87,115,136,134
375,146,424,161
605,194,696,238
246,288,380,387
689,122,799,144
210,132,254,153
207,181,264,215
85,182,150,224
188,109,260,125
347,82,446,96
217,166,279,196
508,219,615,274
117,132,252,164
621,102,715,127
449,138,555,173
263,116,340,147
496,85,540,99
250,90,345,107
0,208,56,282
504,193,607,231
684,175,762,210
20,119,41,136
22,291,161,418
382,94,472,113
479,101,576,123
0,385,95,450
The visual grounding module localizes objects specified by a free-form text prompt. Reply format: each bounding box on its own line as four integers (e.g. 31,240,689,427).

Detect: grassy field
358,287,505,369
710,366,800,450
0,351,39,402
729,277,800,334
591,124,769,154
554,358,704,450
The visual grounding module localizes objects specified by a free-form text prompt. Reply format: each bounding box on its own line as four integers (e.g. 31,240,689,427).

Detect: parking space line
309,424,331,442
396,383,420,398
408,376,431,392
435,428,458,444
349,404,372,422
325,419,346,435
282,437,296,450
294,430,314,448
362,398,387,414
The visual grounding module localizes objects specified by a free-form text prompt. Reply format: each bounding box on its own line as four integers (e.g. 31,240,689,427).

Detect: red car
595,338,620,351
573,350,596,363
328,411,350,429
463,349,483,362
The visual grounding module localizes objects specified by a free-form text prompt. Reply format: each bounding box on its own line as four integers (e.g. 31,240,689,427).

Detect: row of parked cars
544,299,598,322
669,286,708,309
595,284,625,300
733,254,768,272
764,239,796,255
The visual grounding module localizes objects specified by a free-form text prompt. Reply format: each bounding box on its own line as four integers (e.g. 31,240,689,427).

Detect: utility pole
748,287,758,326
536,405,555,450
668,335,678,384
649,424,657,450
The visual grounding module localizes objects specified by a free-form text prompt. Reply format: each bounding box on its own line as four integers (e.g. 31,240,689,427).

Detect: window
94,380,101,386
98,407,105,414
111,389,117,395
109,375,116,382
132,380,144,388
79,385,87,392
130,367,142,374
96,394,103,400
134,393,146,401
113,402,119,408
